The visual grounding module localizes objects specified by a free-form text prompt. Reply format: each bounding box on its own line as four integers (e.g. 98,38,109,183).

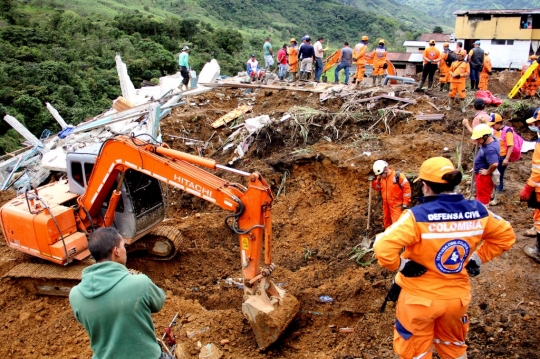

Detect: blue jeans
334,63,350,83
470,67,480,81
497,156,508,191
315,57,323,80
278,64,288,80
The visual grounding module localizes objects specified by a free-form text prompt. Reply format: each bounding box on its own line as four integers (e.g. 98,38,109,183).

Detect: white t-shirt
314,41,324,58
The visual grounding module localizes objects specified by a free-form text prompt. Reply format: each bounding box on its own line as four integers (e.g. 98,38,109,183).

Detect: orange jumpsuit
526,131,540,234
372,168,412,228
449,59,470,99
372,46,387,76
521,61,540,97
288,46,299,73
353,42,368,81
374,194,515,359
439,51,451,84
478,55,492,90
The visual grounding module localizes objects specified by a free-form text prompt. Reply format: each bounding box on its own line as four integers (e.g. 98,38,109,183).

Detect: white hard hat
182,45,190,51
373,160,388,175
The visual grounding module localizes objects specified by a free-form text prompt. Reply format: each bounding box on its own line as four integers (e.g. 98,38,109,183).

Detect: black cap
473,98,486,110
250,54,255,57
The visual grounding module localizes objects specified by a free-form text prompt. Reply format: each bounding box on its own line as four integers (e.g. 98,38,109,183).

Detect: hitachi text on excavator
0,134,299,350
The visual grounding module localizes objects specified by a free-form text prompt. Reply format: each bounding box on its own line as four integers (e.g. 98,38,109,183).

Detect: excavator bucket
241,277,300,350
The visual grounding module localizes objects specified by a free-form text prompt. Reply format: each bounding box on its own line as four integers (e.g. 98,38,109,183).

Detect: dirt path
0,74,539,359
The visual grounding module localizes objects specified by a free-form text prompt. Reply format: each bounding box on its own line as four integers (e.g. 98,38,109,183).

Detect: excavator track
128,225,183,261
3,262,91,296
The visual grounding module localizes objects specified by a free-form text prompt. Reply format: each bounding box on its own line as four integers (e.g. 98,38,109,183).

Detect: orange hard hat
443,42,449,47
488,113,503,126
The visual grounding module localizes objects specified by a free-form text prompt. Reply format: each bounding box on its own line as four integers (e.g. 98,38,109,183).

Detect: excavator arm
76,135,299,349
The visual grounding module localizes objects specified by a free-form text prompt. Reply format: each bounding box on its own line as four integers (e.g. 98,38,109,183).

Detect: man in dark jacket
69,227,169,359
468,41,485,91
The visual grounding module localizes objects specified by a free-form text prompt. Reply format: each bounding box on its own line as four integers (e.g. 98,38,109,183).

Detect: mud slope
0,78,539,359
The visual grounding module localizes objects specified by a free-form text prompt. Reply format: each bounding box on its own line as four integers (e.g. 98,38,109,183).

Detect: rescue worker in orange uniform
287,38,299,81
374,156,515,359
520,55,540,98
478,52,492,90
371,160,412,228
417,39,441,90
520,110,540,262
438,42,452,91
447,49,469,112
352,35,369,85
371,39,388,87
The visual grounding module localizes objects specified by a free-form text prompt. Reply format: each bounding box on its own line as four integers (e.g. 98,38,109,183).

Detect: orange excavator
322,49,396,81
0,135,299,350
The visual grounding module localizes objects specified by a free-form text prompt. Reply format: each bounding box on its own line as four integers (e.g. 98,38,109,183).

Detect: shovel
361,176,374,249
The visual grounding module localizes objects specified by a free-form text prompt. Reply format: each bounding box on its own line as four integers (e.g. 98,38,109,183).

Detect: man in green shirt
69,227,170,359
178,45,190,91
263,37,274,70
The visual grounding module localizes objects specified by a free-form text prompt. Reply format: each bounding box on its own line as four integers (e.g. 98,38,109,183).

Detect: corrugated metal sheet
454,9,540,16
418,33,452,42
386,52,412,62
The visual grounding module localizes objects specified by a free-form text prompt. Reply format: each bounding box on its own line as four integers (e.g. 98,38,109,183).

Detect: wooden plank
211,105,252,129
200,82,327,93
415,114,445,120
380,95,416,104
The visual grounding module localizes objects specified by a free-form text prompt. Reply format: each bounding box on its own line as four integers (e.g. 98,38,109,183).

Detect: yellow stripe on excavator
508,61,539,99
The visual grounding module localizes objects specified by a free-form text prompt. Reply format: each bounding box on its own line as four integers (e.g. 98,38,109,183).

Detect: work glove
520,183,535,202
428,60,433,64
399,258,427,277
465,252,482,277
382,63,388,69
454,74,461,79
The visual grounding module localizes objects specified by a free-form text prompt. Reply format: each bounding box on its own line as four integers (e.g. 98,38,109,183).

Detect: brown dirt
1,80,540,359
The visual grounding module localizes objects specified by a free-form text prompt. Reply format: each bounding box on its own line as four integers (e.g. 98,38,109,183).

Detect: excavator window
71,162,84,188
123,169,162,218
84,163,94,186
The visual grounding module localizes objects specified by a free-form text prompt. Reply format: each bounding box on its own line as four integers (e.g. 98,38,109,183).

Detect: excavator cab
66,144,166,243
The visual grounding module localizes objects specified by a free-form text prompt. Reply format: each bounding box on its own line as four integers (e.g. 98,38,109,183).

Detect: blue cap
474,40,481,45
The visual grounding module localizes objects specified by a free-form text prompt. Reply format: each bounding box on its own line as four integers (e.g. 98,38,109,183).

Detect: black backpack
445,51,457,67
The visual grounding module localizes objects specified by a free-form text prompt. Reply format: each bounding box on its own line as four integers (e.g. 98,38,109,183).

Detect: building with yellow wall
454,9,540,69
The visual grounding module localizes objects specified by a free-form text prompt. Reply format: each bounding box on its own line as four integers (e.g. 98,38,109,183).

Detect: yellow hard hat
379,39,385,44
443,42,449,47
362,35,369,41
471,124,492,140
429,39,436,45
290,38,297,43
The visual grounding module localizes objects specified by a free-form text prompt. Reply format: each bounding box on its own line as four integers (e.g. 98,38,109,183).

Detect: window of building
491,39,506,45
469,15,491,21
507,40,514,45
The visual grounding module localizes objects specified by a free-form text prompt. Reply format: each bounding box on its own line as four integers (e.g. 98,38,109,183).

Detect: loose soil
0,75,539,359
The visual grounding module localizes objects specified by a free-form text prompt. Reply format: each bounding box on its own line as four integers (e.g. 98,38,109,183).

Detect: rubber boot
439,83,444,91
489,190,500,206
446,98,453,111
524,233,540,264
525,226,537,237
417,79,425,90
459,98,467,113
445,83,450,91
427,81,433,89
352,77,357,84
373,76,378,86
